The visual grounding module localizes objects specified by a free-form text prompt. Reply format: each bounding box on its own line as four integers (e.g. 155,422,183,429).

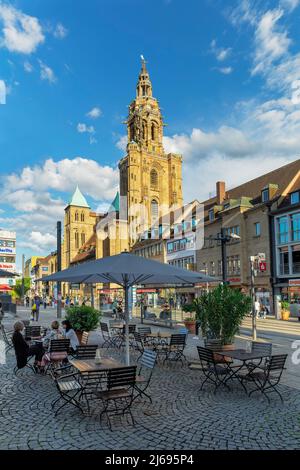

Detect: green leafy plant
193,284,251,345
182,303,196,314
65,306,101,332
12,278,31,299
281,301,290,310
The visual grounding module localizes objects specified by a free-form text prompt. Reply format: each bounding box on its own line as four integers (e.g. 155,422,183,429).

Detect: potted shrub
193,284,251,347
182,304,196,334
183,317,196,334
280,301,290,321
65,305,101,342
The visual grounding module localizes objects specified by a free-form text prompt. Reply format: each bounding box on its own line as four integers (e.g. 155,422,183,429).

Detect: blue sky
0,0,300,268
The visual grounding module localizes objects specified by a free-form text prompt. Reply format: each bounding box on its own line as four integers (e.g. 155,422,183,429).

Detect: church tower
119,58,183,246
63,186,95,268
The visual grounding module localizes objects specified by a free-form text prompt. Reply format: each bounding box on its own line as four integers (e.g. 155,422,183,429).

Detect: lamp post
207,228,241,284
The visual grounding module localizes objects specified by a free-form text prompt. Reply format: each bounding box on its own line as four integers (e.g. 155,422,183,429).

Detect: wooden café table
69,357,125,373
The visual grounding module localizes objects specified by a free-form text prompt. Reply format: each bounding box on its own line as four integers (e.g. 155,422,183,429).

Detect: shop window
291,213,300,241
292,245,300,274
279,247,289,275
277,216,289,244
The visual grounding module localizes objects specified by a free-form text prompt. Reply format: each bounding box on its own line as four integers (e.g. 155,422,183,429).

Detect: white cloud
280,0,300,11
38,60,56,83
218,66,233,75
53,23,68,39
183,155,294,202
77,123,95,134
210,39,232,62
1,157,119,258
116,135,128,152
86,107,102,119
24,60,33,72
4,157,119,202
252,8,291,75
0,4,44,54
0,79,6,104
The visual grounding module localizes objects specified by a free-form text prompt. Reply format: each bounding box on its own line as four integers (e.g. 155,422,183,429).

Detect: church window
75,232,79,249
151,199,159,223
151,122,156,140
81,212,85,222
75,211,79,222
150,169,158,190
129,123,134,141
81,233,85,245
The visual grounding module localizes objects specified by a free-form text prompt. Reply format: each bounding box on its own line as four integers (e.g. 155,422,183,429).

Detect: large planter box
281,309,290,321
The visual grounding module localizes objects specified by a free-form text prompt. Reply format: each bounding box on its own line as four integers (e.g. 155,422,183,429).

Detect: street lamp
214,228,241,284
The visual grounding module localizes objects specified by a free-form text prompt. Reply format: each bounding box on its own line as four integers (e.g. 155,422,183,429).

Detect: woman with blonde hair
12,321,43,372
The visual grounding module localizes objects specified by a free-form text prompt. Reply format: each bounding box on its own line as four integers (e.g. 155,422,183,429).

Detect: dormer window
261,189,269,203
208,209,214,222
291,191,300,205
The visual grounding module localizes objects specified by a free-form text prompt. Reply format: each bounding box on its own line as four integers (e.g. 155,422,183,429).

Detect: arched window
151,122,156,141
75,232,79,249
81,232,85,245
75,211,79,222
129,123,134,141
150,169,158,190
151,199,159,223
81,212,85,222
142,121,147,140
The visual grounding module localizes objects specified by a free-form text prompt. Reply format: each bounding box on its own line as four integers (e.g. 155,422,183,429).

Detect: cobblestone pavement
1,308,300,450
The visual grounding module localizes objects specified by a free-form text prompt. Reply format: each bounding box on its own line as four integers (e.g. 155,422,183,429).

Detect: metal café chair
133,350,157,403
25,325,42,341
73,345,98,359
195,346,231,393
162,334,187,365
50,366,84,416
0,324,14,353
239,354,288,402
96,366,137,430
100,322,120,349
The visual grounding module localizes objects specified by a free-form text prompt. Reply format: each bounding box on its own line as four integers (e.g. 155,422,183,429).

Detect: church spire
136,55,152,98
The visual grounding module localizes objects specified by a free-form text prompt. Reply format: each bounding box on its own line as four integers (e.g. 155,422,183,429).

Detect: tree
12,278,31,299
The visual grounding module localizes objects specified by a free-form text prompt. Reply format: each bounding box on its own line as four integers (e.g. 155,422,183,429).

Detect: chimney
216,181,226,204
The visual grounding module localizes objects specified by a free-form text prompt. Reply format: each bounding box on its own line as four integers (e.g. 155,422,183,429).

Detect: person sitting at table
40,321,67,371
12,321,44,373
42,320,64,348
61,320,79,353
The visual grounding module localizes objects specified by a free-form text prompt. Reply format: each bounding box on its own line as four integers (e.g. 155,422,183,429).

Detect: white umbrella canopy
39,252,215,364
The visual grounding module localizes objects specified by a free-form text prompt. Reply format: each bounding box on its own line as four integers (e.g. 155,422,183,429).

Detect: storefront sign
136,288,157,294
259,261,267,272
0,263,15,270
289,279,300,286
70,283,80,290
0,247,15,255
228,278,241,283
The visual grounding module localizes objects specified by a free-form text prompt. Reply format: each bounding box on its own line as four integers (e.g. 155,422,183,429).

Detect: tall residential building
0,229,16,293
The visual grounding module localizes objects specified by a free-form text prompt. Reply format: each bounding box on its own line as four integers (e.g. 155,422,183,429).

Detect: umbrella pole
124,280,130,366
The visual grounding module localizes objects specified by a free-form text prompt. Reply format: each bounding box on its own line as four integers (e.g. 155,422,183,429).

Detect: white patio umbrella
39,252,215,365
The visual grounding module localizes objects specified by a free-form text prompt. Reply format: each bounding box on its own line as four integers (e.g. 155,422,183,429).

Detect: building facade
0,229,17,293
118,58,183,248
196,160,300,314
